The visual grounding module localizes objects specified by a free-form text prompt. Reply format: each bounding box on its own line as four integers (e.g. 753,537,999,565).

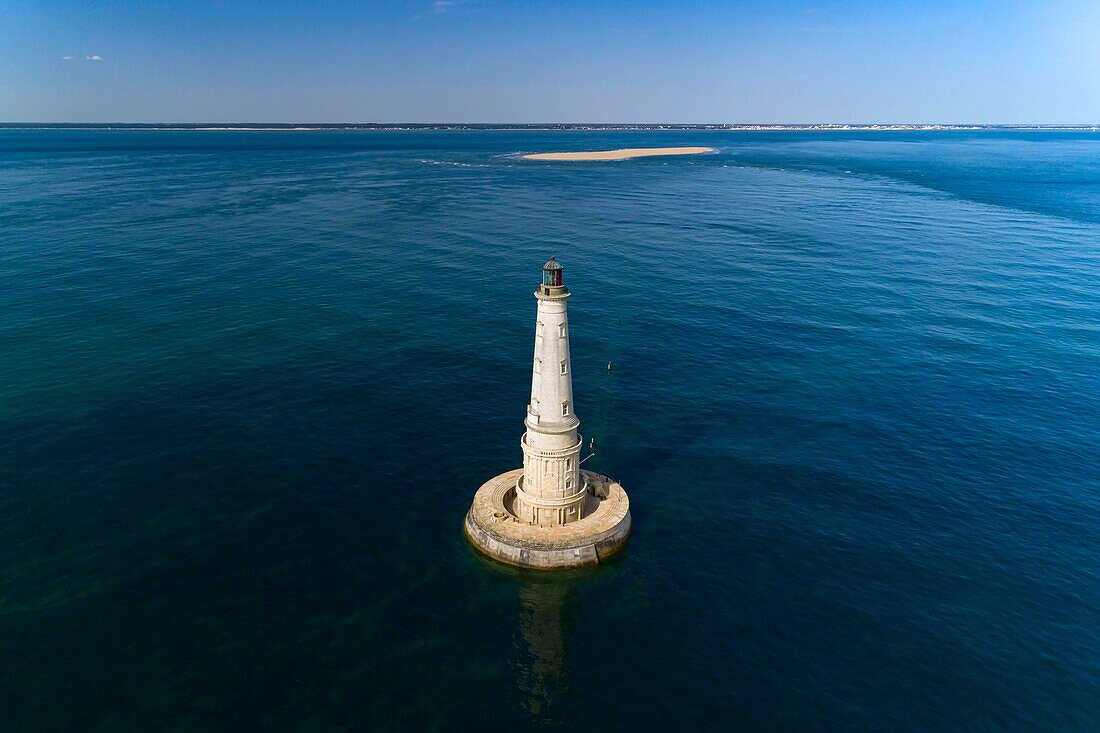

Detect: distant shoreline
522,147,715,161
2,123,1098,132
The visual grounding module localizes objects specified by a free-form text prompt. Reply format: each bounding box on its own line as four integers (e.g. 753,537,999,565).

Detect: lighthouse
513,258,585,527
465,259,631,570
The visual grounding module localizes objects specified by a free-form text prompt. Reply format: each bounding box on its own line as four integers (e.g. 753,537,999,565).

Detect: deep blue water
1,129,1098,731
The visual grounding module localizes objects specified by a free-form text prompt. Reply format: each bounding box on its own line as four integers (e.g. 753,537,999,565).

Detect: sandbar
521,146,715,161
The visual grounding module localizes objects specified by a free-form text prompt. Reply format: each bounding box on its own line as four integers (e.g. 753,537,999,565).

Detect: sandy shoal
521,146,715,161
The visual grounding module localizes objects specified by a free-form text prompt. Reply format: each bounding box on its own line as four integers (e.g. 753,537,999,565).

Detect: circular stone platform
464,468,631,570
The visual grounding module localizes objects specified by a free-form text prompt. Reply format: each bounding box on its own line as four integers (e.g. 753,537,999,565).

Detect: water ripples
1,129,1098,730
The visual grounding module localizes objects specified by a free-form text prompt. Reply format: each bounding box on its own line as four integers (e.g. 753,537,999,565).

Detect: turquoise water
1,129,1098,730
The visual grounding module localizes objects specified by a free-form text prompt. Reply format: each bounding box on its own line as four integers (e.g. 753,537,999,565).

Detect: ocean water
1,129,1098,731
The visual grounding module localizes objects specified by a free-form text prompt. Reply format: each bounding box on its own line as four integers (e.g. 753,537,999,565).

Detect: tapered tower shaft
513,258,586,526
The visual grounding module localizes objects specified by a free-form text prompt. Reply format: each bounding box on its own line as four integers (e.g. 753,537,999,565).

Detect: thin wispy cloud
62,55,74,61
85,54,102,61
413,0,474,20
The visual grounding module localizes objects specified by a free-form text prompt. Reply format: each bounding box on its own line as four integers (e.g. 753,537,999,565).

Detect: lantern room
542,257,563,287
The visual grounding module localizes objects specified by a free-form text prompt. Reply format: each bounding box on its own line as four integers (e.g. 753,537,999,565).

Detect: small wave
416,159,494,168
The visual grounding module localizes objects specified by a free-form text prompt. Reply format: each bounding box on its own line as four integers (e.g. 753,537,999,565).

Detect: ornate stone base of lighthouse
465,468,631,570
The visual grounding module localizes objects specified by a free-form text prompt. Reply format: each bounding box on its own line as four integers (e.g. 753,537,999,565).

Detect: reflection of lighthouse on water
511,578,575,720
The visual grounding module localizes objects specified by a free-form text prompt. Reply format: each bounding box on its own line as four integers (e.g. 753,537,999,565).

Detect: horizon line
3,122,1099,129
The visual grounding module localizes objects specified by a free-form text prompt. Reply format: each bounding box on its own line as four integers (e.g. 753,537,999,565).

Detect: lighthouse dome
542,257,563,271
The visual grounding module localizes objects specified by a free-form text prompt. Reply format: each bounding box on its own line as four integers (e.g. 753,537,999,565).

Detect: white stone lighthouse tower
513,258,586,527
465,259,632,570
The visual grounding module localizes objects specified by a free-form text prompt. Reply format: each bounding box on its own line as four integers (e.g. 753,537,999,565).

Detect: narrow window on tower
534,358,542,374
558,323,567,338
536,321,544,338
559,360,567,375
561,401,570,417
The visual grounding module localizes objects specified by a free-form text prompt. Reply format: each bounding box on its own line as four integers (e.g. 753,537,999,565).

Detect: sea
1,128,1097,731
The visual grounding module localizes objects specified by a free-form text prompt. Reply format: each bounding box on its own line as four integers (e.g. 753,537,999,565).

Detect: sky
1,0,1098,123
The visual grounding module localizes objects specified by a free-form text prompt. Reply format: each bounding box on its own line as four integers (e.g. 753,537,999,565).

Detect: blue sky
2,0,1098,123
